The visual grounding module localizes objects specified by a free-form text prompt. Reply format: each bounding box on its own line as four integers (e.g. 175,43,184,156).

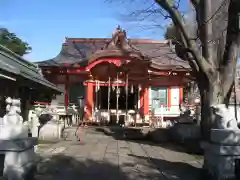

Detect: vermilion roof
37,35,190,70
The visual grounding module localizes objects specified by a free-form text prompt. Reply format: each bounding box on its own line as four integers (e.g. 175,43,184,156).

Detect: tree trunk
199,76,235,140
199,75,224,140
200,86,219,140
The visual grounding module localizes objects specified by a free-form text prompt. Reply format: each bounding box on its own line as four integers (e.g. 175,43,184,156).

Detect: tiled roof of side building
37,37,190,70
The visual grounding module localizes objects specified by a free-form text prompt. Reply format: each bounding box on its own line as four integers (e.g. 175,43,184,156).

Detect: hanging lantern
97,80,100,91
95,80,98,92
138,84,142,91
125,73,129,94
89,74,93,80
112,86,115,91
116,87,120,97
116,72,119,93
130,84,134,94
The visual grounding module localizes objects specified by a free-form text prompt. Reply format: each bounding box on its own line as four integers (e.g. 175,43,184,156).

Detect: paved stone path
35,127,203,180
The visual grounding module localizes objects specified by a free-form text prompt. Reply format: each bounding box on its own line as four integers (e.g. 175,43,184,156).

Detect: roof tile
37,38,190,70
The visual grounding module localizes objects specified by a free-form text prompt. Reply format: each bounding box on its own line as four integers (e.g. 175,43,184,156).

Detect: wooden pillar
167,87,171,110
179,87,183,104
19,87,30,122
140,87,144,116
85,83,94,120
64,75,69,112
143,87,149,117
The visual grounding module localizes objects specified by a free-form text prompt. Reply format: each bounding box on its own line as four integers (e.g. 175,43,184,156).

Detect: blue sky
0,0,189,62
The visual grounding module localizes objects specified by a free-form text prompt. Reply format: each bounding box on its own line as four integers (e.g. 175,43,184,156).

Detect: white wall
170,87,180,112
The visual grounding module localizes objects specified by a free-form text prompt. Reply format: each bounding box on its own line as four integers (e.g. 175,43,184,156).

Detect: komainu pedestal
202,104,240,180
0,97,38,180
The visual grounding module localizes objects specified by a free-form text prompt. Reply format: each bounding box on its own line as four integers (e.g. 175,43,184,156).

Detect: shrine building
37,27,192,124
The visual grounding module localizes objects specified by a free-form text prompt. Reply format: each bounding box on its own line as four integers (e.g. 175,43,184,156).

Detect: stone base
39,122,64,140
0,125,28,140
3,148,37,179
211,129,240,145
204,152,239,179
0,137,38,180
202,141,240,179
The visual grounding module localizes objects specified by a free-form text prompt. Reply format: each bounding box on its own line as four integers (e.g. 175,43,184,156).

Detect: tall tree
0,28,32,56
110,0,240,139
165,20,200,105
156,0,240,139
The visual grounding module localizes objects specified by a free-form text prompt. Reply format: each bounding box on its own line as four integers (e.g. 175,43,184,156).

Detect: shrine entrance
84,26,151,124
96,86,137,110
94,85,138,125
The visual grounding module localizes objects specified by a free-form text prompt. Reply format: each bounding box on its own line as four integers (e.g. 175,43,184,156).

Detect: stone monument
0,97,38,179
202,103,240,180
38,100,64,141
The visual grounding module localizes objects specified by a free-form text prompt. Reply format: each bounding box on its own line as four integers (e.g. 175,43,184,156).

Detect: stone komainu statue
211,104,239,130
3,97,23,125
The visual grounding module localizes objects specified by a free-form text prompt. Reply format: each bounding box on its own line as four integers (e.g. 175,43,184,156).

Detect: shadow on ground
127,154,201,180
95,126,203,155
35,154,127,180
35,153,201,180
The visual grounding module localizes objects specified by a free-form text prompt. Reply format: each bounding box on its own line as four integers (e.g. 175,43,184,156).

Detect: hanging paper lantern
95,80,98,92
138,84,142,91
130,84,134,94
117,87,120,96
97,80,100,91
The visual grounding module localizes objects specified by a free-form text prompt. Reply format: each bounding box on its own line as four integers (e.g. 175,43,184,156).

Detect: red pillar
85,83,94,121
65,75,69,112
179,87,183,104
143,87,149,116
140,88,144,115
168,87,171,110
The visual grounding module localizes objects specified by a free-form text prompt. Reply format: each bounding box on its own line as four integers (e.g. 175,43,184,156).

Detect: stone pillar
201,104,240,179
29,112,39,138
201,129,240,179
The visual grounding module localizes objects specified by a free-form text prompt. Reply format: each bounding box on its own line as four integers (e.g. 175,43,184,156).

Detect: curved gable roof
37,37,190,70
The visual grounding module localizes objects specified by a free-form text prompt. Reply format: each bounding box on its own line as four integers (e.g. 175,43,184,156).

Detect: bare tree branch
155,0,212,75
190,0,200,7
199,0,213,63
220,0,240,96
